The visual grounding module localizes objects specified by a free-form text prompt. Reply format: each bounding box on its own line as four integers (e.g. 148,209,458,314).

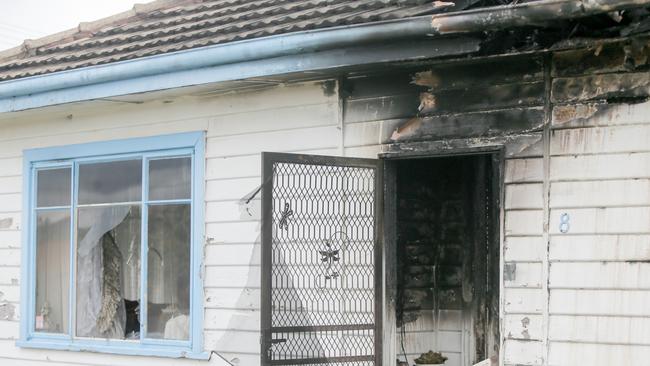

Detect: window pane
36,168,71,207
147,204,190,340
78,160,142,204
148,157,191,201
76,205,141,339
35,210,70,334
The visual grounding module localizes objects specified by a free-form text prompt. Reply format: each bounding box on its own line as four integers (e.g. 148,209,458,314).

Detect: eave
1,0,649,113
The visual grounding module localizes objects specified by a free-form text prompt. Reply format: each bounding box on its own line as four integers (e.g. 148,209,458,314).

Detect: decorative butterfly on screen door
278,202,293,231
319,239,340,280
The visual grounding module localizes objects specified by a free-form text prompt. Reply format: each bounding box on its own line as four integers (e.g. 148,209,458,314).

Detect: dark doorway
392,154,500,366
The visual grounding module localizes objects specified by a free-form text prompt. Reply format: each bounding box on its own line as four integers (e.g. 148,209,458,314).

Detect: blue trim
0,38,475,113
28,166,38,338
16,339,210,360
0,16,434,99
140,157,149,342
19,159,33,343
191,134,206,355
24,132,202,162
68,164,77,338
19,131,207,360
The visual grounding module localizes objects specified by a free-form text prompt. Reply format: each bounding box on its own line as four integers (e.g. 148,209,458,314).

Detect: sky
0,0,151,51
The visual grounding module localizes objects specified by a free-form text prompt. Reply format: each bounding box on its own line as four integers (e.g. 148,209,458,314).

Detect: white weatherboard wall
541,40,650,365
502,153,546,366
547,101,650,365
0,81,341,366
495,88,650,366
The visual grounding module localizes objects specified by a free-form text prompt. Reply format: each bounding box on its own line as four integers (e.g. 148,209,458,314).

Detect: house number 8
559,213,570,233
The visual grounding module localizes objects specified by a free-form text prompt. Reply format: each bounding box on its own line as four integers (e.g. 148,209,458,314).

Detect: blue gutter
0,16,434,99
0,38,480,112
1,0,649,112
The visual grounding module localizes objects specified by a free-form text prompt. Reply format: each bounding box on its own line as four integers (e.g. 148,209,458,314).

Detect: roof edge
1,0,649,112
0,14,437,99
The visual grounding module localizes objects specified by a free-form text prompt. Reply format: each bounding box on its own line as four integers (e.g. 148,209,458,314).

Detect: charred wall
342,54,546,151
394,155,497,365
342,51,548,366
343,32,650,366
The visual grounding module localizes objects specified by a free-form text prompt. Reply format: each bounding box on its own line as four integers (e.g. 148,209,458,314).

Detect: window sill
16,337,210,360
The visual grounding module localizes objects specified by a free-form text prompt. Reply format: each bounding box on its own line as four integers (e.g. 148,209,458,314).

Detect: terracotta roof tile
0,0,453,81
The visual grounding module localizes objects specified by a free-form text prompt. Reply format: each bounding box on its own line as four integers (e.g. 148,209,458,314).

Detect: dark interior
394,154,500,366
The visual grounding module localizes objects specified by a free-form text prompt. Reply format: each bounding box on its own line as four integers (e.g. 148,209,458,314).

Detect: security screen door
261,152,382,366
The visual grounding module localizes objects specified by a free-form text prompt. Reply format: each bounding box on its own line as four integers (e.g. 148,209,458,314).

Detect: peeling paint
553,103,599,125
552,72,650,103
0,302,16,321
418,92,436,114
520,316,531,339
0,217,12,229
413,70,441,88
390,116,422,141
504,263,517,281
504,134,543,157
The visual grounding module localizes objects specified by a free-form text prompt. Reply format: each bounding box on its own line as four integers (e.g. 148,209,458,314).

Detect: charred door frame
261,152,384,366
379,144,505,366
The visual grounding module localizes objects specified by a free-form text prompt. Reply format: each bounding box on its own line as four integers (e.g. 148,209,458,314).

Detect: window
18,132,207,359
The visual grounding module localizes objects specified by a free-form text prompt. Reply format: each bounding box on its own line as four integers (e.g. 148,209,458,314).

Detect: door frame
259,145,505,366
379,144,505,366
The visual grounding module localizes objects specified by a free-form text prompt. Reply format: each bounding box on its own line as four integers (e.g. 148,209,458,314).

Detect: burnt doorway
392,154,500,366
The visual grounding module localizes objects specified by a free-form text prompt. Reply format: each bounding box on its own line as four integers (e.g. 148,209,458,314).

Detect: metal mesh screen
267,161,377,365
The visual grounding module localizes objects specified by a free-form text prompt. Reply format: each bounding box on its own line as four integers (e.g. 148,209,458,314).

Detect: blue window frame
18,132,208,359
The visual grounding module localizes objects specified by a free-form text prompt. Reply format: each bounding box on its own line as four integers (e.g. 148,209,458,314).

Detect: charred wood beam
429,0,650,35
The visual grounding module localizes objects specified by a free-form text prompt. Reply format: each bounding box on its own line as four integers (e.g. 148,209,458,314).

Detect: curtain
76,206,130,338
35,211,70,334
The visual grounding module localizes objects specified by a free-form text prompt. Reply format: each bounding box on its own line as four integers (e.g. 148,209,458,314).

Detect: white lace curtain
76,206,131,338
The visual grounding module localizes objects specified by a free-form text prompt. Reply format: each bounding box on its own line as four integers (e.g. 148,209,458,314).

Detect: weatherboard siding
0,81,339,366
0,71,550,365
0,44,649,366
547,41,650,366
502,155,546,366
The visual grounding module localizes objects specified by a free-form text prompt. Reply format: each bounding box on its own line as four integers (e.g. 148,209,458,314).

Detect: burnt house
0,1,650,366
